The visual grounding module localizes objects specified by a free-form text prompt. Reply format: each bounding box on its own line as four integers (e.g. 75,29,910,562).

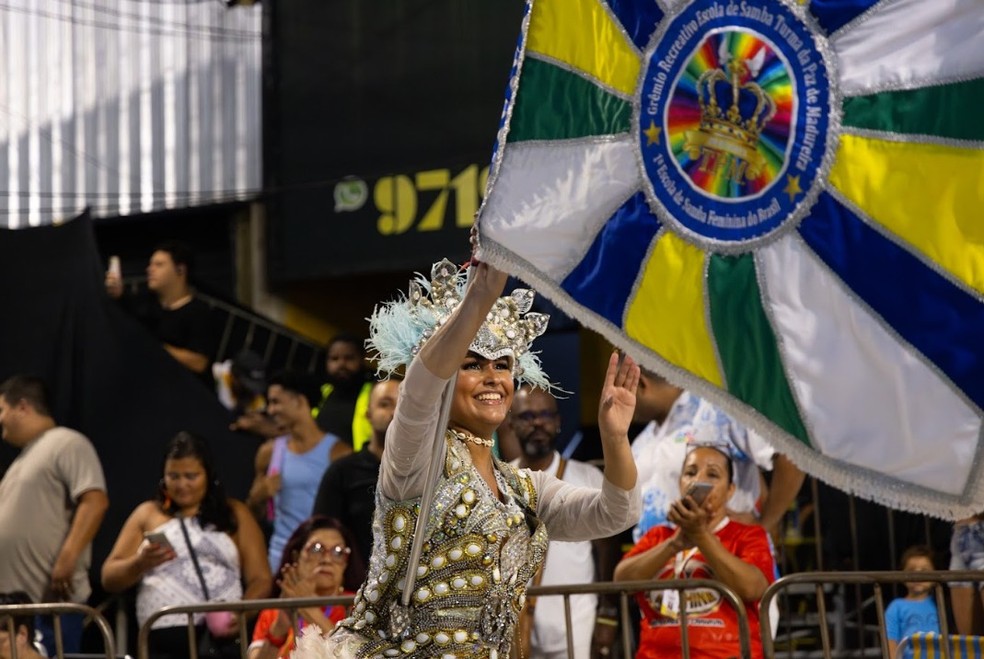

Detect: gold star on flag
784,174,803,202
644,120,662,146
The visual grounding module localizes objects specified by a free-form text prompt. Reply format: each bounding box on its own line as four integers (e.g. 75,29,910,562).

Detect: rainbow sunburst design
667,31,794,199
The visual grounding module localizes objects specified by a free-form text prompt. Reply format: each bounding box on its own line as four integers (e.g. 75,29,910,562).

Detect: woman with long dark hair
248,516,364,658
101,431,271,658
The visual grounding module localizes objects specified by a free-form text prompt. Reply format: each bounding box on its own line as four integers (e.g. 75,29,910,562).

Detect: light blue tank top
267,433,337,571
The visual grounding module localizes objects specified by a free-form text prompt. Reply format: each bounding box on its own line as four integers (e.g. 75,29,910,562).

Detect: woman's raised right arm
379,262,508,501
100,502,172,592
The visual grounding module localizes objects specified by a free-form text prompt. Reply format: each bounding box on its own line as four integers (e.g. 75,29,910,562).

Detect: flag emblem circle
637,0,836,250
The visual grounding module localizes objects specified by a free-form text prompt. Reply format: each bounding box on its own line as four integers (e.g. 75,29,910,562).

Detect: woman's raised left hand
597,352,640,440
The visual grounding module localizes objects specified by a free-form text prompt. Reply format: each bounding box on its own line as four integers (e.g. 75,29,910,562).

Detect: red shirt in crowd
250,597,351,658
625,519,775,659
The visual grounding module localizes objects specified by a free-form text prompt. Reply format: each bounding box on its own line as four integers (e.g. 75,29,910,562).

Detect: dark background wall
263,0,527,280
0,214,259,584
93,203,246,298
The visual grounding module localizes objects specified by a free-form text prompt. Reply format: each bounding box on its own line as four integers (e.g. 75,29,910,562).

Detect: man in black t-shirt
105,241,218,387
312,376,399,561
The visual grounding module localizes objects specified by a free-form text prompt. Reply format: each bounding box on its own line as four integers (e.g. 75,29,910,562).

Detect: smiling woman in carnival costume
292,258,641,658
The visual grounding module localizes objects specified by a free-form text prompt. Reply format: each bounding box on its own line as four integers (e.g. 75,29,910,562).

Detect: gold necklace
448,428,495,448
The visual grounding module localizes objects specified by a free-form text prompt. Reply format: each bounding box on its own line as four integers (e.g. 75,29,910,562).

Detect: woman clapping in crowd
248,516,363,658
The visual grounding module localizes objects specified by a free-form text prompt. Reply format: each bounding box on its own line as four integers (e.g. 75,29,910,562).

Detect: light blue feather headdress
367,259,552,390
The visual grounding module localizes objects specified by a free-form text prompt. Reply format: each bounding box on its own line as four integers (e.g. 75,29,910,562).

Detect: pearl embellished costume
307,358,640,658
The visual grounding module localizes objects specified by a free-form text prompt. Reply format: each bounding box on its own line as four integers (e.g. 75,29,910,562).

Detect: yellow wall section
624,232,723,387
526,0,640,98
283,302,338,347
830,133,984,295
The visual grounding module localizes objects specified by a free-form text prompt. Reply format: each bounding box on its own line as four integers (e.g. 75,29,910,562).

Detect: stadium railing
133,579,751,659
761,570,984,659
0,602,117,659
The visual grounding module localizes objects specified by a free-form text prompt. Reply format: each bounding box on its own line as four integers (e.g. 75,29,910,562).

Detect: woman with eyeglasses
101,431,272,659
248,516,364,658
614,444,776,659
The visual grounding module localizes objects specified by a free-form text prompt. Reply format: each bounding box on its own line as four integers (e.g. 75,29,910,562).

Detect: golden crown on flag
684,43,777,183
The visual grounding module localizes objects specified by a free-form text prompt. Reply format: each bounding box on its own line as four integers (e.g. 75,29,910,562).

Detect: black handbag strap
178,516,211,601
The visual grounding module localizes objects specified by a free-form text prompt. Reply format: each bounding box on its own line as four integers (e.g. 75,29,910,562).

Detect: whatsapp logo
334,177,368,212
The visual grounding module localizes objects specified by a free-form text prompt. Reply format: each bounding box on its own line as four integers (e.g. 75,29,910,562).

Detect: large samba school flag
476,0,984,518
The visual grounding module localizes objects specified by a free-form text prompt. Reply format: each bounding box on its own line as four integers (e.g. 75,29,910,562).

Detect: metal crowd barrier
12,572,972,658
0,602,117,659
135,580,751,659
135,595,350,659
777,478,952,577
761,570,984,659
533,578,751,659
199,289,324,374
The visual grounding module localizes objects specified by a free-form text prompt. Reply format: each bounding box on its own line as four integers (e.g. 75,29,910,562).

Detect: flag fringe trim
477,237,984,521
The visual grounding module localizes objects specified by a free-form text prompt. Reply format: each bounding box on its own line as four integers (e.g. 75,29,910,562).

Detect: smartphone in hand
686,482,713,505
143,532,175,552
108,255,122,279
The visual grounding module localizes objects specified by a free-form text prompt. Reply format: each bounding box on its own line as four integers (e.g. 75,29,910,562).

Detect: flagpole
399,264,472,607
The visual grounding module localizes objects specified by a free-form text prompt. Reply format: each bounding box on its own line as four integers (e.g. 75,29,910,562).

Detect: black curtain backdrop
264,0,527,280
0,211,260,577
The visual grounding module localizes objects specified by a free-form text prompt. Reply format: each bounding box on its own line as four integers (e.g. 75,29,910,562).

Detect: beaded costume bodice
335,432,549,658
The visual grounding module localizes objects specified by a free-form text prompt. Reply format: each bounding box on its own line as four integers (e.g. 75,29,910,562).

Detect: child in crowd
0,592,45,658
885,545,941,658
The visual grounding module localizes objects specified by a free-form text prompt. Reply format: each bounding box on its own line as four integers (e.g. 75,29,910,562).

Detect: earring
159,479,172,510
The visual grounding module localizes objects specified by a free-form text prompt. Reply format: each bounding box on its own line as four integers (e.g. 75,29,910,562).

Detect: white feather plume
289,625,332,659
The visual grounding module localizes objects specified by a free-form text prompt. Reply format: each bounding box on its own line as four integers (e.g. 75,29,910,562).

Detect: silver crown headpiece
367,259,552,389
